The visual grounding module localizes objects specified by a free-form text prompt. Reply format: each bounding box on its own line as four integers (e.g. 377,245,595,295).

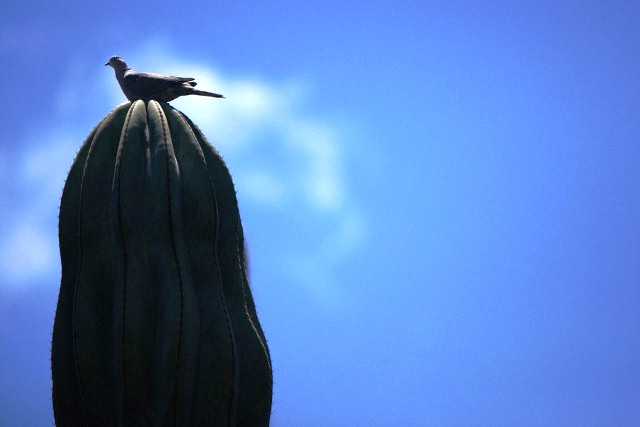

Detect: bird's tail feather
192,89,224,98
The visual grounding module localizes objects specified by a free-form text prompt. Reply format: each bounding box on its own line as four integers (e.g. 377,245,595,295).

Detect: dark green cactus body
52,100,272,426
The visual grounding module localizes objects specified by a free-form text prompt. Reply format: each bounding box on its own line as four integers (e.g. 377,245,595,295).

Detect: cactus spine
52,100,272,426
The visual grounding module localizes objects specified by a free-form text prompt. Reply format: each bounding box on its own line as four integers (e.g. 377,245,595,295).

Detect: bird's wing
124,71,195,94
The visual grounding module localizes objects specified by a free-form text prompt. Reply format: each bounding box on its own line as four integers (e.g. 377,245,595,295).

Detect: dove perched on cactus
105,56,224,102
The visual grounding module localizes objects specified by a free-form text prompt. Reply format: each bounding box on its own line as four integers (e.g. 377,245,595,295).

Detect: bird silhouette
105,56,224,102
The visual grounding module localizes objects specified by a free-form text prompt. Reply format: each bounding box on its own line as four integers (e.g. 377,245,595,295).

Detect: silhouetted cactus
52,100,272,426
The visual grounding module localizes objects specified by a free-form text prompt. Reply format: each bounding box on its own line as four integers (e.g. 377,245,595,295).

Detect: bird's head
105,56,129,71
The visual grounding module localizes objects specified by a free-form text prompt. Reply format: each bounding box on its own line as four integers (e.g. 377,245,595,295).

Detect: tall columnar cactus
52,100,272,426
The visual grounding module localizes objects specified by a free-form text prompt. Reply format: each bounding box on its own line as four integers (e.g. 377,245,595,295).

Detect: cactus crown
52,100,272,425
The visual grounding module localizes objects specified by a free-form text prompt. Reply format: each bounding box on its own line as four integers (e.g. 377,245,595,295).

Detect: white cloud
236,169,288,207
1,44,368,302
0,132,79,292
286,122,345,211
0,220,57,286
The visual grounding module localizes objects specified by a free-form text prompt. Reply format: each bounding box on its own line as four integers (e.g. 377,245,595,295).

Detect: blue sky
2,1,640,425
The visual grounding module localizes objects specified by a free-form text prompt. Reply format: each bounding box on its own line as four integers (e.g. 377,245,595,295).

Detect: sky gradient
2,1,640,425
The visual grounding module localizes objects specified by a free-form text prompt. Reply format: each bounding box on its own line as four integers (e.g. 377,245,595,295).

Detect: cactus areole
51,100,272,426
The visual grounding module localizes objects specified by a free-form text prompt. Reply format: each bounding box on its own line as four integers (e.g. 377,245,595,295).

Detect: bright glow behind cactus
0,54,366,304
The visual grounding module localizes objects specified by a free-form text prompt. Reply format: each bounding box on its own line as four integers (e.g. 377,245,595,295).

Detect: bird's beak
104,62,110,66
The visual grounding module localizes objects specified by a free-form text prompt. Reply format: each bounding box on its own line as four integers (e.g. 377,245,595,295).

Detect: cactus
51,100,272,426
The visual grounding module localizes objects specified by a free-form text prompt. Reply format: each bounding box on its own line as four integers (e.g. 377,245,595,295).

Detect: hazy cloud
0,44,367,301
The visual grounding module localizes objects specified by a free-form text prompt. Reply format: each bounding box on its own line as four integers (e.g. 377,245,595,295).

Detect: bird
105,56,224,102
